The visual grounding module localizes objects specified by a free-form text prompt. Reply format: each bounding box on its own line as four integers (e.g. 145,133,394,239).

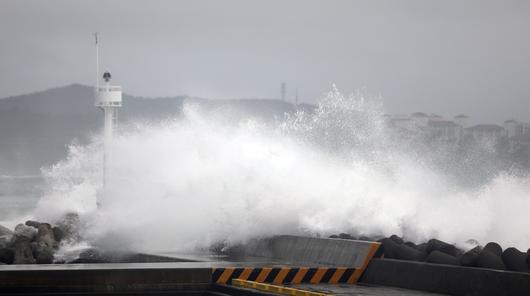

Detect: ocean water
0,175,43,228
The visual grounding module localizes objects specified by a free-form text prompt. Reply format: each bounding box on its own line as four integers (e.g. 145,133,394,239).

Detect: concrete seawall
244,235,380,268
361,258,530,296
0,262,212,294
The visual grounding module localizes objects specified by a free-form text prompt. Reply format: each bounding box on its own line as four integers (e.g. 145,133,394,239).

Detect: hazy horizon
0,82,524,126
1,0,530,123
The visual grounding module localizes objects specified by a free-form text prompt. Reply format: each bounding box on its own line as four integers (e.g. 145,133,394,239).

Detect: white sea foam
30,86,530,253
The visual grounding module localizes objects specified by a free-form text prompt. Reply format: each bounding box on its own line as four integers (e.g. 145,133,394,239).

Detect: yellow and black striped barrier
232,279,331,296
213,267,360,285
213,239,381,285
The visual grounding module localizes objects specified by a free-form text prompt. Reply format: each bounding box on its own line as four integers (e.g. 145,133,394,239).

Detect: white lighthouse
94,33,122,206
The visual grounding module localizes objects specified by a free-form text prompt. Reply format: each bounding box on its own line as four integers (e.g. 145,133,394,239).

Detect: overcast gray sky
1,0,529,123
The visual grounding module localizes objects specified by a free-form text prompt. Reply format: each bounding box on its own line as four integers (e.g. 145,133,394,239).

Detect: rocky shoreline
330,233,530,272
0,213,81,265
1,222,62,264
2,218,529,272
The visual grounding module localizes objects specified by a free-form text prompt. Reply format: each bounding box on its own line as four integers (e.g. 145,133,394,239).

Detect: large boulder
13,224,37,242
460,246,481,267
35,223,56,248
501,247,527,272
475,250,506,270
30,223,58,264
52,226,65,242
404,241,417,249
0,248,14,264
416,243,428,253
378,238,399,259
11,224,37,265
427,239,459,257
12,237,35,264
394,243,426,261
389,234,404,245
483,242,503,257
25,220,41,229
425,250,460,266
34,247,54,264
0,225,13,249
0,225,13,235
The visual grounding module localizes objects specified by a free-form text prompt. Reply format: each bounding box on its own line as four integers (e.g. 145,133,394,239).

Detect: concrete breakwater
327,233,530,295
0,235,382,295
339,232,530,272
2,233,530,295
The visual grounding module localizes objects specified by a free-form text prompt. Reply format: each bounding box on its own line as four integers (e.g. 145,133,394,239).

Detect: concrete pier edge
360,258,530,296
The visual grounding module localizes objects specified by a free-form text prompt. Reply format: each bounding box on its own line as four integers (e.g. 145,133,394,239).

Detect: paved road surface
292,284,447,295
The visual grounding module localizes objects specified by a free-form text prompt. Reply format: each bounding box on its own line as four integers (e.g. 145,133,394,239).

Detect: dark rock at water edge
475,250,506,270
460,246,481,267
378,238,399,259
13,224,37,241
25,220,40,229
52,226,65,242
0,225,13,249
68,248,111,264
0,216,78,265
395,243,426,261
389,234,404,245
12,237,36,264
404,241,417,249
502,247,527,272
35,223,57,248
0,224,13,237
416,243,428,253
34,248,54,264
0,248,14,264
427,239,460,257
338,233,356,240
483,242,503,257
425,250,460,266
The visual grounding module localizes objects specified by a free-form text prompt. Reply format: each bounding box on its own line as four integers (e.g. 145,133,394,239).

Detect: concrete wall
361,258,530,296
245,235,380,268
0,263,211,294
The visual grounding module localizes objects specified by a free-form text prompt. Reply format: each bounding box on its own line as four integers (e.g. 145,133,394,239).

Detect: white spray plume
32,86,530,252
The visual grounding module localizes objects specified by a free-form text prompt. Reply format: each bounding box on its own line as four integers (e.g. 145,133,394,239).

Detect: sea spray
30,87,530,253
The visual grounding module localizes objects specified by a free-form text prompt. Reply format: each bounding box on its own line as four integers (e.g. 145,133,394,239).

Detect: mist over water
31,87,530,253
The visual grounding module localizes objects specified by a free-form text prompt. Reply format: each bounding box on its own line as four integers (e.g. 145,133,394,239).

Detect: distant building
454,115,470,128
387,112,465,142
428,114,443,121
465,124,505,143
386,114,415,131
503,120,530,159
389,117,415,131
504,119,530,138
427,120,462,142
410,112,429,127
